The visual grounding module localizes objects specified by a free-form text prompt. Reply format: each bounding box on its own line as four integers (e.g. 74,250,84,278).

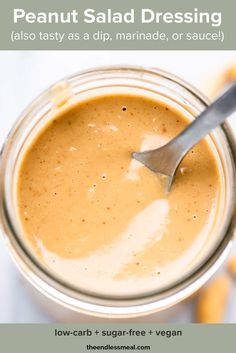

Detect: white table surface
0,51,236,323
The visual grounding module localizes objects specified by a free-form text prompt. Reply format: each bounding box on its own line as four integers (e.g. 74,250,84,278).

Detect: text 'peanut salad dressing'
17,94,222,295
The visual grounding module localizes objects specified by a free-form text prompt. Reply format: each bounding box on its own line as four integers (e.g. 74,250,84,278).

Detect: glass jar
0,66,235,319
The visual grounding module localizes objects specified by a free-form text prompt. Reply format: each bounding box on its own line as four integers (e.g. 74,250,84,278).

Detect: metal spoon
132,82,236,191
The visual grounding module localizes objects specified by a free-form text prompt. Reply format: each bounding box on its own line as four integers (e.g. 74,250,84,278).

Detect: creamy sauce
17,94,221,295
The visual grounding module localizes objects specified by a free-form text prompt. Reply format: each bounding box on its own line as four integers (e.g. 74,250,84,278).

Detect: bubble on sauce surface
68,146,77,152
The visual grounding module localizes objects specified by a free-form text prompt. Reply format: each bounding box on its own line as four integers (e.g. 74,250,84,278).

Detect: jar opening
1,66,235,317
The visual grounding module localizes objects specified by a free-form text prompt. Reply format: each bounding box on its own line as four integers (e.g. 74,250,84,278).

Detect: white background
0,51,236,322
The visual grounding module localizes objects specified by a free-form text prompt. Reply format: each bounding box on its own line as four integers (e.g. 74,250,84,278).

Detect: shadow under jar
0,66,236,319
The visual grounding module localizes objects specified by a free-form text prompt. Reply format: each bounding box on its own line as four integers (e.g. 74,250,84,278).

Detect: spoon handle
169,82,236,157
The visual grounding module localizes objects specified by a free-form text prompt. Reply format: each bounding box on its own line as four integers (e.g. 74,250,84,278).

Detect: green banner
0,324,235,352
0,0,235,49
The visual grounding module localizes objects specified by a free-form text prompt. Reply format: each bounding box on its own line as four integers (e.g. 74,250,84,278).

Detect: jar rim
0,65,235,317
